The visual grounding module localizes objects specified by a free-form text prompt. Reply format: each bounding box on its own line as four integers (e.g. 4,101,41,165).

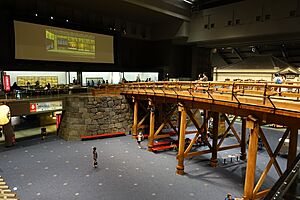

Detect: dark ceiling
2,0,245,25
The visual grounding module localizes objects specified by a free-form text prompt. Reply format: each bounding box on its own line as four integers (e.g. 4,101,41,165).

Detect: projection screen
14,21,114,63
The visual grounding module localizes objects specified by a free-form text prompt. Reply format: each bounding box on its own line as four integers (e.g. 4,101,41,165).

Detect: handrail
263,153,300,200
94,81,300,116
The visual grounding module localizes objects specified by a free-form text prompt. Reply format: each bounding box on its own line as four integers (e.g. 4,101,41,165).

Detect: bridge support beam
132,100,138,138
202,110,208,143
241,117,247,160
210,112,219,167
243,115,259,200
176,104,186,175
148,101,155,151
287,127,298,170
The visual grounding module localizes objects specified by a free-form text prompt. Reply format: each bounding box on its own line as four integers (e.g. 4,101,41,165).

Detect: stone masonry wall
59,95,133,140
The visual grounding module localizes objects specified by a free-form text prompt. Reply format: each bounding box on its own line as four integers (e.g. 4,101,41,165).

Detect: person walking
137,131,144,149
92,147,98,168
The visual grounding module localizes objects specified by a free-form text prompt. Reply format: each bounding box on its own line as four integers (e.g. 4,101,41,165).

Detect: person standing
137,131,144,149
199,72,208,81
224,193,235,200
92,147,98,168
273,73,283,84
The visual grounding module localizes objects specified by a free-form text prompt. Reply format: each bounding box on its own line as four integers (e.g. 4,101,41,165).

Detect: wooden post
132,100,138,138
176,104,186,175
287,127,298,170
148,105,155,151
177,110,181,141
202,110,208,142
210,112,219,167
243,116,259,200
241,117,247,160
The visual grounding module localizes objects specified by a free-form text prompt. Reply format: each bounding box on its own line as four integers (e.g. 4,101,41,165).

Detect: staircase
0,176,19,200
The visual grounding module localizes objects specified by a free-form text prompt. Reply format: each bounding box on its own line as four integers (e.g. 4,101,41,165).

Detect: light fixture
66,19,69,22
35,13,38,17
50,16,54,20
183,0,193,5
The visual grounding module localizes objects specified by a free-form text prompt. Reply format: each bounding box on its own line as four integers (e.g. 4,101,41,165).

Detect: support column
202,110,208,142
210,112,219,167
177,110,181,141
241,117,247,161
243,116,259,200
132,100,138,138
148,105,155,151
176,104,186,175
287,128,298,170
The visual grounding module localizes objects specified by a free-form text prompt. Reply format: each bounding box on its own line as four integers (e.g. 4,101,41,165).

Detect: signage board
30,101,63,113
3,75,11,92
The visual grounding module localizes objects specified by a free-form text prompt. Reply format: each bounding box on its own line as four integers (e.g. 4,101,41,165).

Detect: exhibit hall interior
0,0,299,199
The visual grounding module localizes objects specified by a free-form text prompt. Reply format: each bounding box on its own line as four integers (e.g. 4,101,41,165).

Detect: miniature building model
213,55,300,81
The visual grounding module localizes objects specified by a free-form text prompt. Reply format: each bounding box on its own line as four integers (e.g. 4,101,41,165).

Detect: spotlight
50,16,54,20
66,19,69,22
35,13,38,17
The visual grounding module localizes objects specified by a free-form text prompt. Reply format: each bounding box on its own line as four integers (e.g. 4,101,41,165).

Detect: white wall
82,72,112,85
124,72,158,82
5,71,67,84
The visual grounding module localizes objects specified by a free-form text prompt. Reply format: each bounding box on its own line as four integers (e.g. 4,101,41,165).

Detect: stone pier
59,95,133,140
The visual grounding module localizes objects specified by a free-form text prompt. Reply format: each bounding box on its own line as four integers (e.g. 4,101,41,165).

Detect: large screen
14,21,114,63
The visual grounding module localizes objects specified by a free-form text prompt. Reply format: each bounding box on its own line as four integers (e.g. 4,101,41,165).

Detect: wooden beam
154,105,177,137
185,144,240,158
217,115,238,149
259,127,283,176
287,127,298,170
147,106,155,151
132,101,138,137
210,112,219,167
254,189,271,199
137,113,149,127
243,116,259,200
224,114,241,143
241,117,247,160
176,104,187,175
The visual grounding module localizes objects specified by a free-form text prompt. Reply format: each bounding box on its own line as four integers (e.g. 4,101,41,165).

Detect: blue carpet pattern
0,126,299,200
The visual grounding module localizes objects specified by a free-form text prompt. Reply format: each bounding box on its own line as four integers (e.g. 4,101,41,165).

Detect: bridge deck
121,81,300,120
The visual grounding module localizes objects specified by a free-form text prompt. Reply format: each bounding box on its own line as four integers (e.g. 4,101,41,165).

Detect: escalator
263,153,300,200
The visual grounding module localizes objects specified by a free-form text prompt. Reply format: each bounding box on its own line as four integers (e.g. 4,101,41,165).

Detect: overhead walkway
116,81,300,200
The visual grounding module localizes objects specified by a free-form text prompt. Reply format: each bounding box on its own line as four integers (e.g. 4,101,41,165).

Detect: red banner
3,75,10,92
29,103,37,112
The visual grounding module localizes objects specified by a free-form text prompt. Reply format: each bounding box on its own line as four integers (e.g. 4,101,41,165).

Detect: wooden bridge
97,81,300,200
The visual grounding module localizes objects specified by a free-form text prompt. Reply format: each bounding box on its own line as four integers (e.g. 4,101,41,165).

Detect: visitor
136,74,141,82
198,72,208,81
273,73,283,84
137,130,144,149
224,193,235,200
92,147,98,168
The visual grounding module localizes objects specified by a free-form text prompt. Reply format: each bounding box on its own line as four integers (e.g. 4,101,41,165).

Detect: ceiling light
35,13,38,17
50,16,54,20
66,19,69,22
183,0,193,5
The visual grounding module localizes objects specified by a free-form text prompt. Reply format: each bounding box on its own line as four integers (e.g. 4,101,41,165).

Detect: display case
17,76,58,87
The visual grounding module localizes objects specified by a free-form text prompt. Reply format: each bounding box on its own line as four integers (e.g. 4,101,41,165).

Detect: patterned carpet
0,126,298,200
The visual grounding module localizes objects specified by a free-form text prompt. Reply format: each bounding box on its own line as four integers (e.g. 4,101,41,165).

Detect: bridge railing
121,81,300,114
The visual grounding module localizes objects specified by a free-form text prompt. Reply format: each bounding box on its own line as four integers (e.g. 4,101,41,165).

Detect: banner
3,75,11,92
